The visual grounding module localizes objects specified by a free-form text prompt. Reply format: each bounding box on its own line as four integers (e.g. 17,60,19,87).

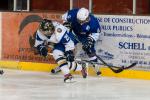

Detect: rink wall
0,12,2,59
0,12,150,80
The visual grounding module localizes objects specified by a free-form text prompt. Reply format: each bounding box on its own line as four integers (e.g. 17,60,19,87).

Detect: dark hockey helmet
39,19,54,32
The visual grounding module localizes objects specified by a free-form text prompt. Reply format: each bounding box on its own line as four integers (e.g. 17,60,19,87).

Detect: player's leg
52,49,73,82
78,61,87,78
68,61,87,78
86,47,101,76
51,66,61,74
88,55,101,75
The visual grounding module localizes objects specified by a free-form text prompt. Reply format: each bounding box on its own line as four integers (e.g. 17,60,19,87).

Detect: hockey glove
65,50,74,62
63,22,72,30
82,36,95,52
38,46,48,57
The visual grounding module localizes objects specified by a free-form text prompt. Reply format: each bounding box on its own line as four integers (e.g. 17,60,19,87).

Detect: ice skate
0,70,4,75
51,67,61,74
64,73,74,83
81,63,87,78
93,65,101,76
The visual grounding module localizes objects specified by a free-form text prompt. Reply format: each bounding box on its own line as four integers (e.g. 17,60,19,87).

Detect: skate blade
64,79,76,83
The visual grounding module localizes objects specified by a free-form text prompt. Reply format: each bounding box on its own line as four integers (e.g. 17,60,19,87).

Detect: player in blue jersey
34,19,87,82
62,8,101,75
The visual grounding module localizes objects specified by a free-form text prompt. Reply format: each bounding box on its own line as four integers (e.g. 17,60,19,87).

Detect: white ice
1,69,150,100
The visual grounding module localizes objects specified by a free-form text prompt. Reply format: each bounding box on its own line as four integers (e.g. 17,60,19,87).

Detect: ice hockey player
34,19,87,82
62,7,101,75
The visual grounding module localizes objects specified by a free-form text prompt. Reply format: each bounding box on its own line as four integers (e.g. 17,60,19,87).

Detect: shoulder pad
52,21,60,27
55,24,67,42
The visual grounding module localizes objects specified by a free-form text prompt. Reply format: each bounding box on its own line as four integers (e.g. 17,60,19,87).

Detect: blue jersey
63,8,101,43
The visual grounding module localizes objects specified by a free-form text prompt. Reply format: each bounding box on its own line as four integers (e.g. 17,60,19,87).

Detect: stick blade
114,68,123,73
113,63,137,73
124,63,137,69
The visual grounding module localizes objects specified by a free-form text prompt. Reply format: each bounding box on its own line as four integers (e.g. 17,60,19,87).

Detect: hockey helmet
77,8,89,24
39,19,55,35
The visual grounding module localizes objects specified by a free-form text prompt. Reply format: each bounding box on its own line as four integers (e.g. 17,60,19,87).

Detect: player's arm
61,13,72,30
62,12,68,22
62,9,79,30
89,27,101,42
34,19,55,57
62,9,77,22
60,32,75,62
34,32,48,57
83,21,101,51
89,17,101,42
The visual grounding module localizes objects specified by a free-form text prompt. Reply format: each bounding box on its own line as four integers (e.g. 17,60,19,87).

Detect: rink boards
0,12,150,80
1,61,150,80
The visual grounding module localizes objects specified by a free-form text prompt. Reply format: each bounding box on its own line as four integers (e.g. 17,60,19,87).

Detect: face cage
42,27,54,36
77,17,90,25
40,23,55,36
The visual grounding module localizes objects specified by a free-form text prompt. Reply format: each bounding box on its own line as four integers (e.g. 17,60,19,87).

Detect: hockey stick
48,52,136,73
95,54,137,73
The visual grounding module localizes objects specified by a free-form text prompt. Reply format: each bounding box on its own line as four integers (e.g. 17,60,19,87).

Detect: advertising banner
95,15,150,70
76,15,150,70
1,12,61,63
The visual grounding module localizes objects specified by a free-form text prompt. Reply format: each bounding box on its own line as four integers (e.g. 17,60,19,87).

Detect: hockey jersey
62,8,101,43
34,21,75,52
